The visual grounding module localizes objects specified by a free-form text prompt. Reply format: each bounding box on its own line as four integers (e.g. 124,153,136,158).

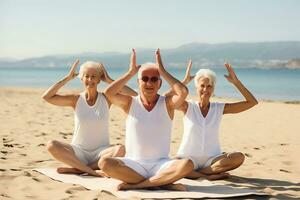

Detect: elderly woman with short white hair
42,60,137,176
166,61,258,180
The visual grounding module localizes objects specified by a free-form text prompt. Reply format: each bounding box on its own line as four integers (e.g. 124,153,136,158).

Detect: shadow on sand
219,175,300,199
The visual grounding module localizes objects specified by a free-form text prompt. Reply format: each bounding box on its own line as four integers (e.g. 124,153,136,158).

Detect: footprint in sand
38,143,46,147
59,131,72,136
35,132,47,137
20,153,27,157
253,147,260,150
65,186,86,194
23,171,32,177
3,138,14,143
12,144,25,148
0,193,11,198
32,177,41,182
279,169,291,173
280,143,288,146
244,153,252,158
10,168,21,171
0,151,8,154
115,137,121,140
254,161,262,165
1,157,7,160
0,169,6,172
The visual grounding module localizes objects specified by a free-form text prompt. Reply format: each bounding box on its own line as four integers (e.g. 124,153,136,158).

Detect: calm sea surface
0,67,300,101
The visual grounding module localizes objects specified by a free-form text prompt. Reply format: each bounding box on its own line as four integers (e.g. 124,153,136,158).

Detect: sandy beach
0,87,299,199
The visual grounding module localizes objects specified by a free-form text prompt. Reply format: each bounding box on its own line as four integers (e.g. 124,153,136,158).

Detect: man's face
138,68,161,96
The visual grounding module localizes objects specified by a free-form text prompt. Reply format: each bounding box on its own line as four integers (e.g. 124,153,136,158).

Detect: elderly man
99,49,193,190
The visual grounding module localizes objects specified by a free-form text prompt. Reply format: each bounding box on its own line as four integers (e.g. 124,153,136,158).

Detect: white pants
178,153,224,170
71,145,109,165
117,157,175,179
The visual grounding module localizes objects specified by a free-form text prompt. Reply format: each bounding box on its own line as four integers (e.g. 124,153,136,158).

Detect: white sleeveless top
177,101,225,159
71,92,110,151
125,95,172,162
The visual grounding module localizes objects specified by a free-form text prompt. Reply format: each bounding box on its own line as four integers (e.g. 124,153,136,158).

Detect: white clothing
117,157,175,178
177,101,225,169
125,95,172,162
71,144,108,165
71,92,110,152
187,153,224,170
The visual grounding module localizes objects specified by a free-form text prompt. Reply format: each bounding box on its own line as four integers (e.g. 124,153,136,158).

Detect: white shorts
71,145,109,165
116,157,175,179
178,154,224,170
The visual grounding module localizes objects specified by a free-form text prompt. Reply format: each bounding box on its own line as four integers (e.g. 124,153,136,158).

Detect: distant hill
1,41,300,69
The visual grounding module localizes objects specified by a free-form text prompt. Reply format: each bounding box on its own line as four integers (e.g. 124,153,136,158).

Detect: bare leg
99,157,145,184
200,152,245,174
57,161,100,174
47,140,100,176
186,152,244,180
98,144,125,167
58,144,125,176
118,159,194,190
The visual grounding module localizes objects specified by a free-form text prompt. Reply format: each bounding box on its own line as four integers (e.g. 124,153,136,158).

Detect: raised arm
156,49,188,110
41,60,80,108
100,63,138,97
164,59,194,96
104,49,140,113
223,63,258,114
163,59,193,113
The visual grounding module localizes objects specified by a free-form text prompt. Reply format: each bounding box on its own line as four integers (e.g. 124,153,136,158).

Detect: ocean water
0,67,300,101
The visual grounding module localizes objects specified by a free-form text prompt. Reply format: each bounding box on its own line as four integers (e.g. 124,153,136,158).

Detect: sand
0,87,299,199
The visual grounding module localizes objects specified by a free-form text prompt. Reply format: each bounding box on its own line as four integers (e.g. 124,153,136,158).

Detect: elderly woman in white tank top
42,60,137,176
166,61,258,180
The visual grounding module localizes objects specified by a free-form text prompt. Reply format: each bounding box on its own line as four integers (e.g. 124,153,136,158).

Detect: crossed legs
186,152,245,180
99,158,194,190
47,140,125,176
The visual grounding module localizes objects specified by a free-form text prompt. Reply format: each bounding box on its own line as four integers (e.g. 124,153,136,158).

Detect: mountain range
1,41,300,69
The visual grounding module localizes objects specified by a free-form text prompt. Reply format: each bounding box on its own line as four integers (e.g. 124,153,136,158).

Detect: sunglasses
140,76,160,83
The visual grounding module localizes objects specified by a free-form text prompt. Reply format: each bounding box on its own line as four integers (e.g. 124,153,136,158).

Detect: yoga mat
34,168,268,199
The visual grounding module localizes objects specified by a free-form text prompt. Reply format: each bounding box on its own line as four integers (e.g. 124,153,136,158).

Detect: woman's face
81,67,101,89
196,77,214,100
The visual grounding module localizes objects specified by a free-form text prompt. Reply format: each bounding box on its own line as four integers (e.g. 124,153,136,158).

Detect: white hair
137,62,159,79
78,61,102,79
194,68,217,88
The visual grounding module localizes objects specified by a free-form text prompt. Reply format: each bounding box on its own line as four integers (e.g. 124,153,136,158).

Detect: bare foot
95,170,109,177
57,167,83,174
160,183,188,191
117,182,133,191
206,173,230,181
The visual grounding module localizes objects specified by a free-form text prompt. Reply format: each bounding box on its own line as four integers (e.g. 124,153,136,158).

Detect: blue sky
1,0,300,59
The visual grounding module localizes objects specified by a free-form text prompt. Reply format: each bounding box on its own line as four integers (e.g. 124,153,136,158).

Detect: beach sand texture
0,88,299,199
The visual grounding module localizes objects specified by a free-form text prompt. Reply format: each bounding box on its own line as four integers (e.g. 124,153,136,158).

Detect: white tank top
177,101,225,158
125,95,172,162
71,92,110,151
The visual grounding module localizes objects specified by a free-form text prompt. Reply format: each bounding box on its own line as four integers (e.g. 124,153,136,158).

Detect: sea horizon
1,66,300,102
